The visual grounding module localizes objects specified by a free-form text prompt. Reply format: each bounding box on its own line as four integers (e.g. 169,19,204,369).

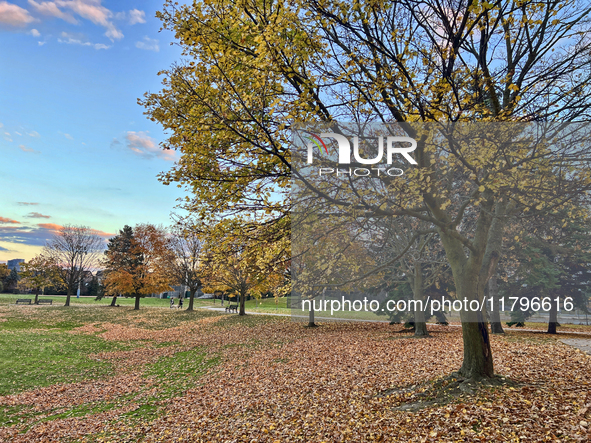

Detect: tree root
380,373,518,412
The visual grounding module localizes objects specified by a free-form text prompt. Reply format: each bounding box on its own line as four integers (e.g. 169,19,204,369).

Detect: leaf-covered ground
0,304,590,442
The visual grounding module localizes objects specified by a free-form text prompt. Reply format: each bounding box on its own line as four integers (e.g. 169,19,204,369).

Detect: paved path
561,339,591,355
46,303,591,338
201,307,591,336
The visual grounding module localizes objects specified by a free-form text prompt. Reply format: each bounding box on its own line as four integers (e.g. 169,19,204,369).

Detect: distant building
7,259,25,272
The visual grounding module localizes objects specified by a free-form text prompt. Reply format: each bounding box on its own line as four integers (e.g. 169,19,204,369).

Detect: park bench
225,304,238,313
16,299,32,305
37,299,53,305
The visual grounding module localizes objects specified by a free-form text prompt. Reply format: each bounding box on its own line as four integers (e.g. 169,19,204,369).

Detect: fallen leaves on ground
1,312,590,442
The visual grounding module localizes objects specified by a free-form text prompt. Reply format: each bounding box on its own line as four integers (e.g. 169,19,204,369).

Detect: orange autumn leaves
103,224,174,301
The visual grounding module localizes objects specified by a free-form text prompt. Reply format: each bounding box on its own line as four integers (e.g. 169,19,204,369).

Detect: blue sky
0,0,189,261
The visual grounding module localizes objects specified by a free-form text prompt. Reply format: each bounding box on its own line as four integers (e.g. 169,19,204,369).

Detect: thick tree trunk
488,276,504,334
239,289,246,316
459,316,494,379
110,294,118,306
308,302,316,327
440,231,495,379
187,289,196,311
65,289,72,307
412,263,428,337
547,298,558,334
34,289,40,304
134,295,141,310
455,270,495,379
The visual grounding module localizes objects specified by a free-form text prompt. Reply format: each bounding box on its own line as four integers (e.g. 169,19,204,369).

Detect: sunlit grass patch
118,348,220,423
0,330,131,396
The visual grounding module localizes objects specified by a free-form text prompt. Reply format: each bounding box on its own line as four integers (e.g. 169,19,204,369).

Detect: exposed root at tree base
393,327,415,333
380,373,519,412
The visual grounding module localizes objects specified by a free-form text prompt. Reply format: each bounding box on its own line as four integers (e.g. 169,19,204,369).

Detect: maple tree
43,225,104,307
19,255,62,304
145,0,591,381
201,219,289,316
168,221,204,311
103,224,174,310
102,225,136,307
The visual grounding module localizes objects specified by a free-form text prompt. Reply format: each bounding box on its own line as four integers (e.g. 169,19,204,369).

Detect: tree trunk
34,289,39,304
547,298,558,334
459,314,494,379
308,301,316,327
239,288,246,316
442,236,495,380
412,262,428,337
134,295,141,310
187,289,196,311
110,294,118,306
488,276,504,334
65,289,71,307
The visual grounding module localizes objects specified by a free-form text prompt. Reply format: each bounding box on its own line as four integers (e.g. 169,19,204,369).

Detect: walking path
560,339,591,355
201,306,591,339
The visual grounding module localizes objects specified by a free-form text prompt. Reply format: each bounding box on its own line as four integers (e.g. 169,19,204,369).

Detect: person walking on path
178,297,184,309
170,297,175,309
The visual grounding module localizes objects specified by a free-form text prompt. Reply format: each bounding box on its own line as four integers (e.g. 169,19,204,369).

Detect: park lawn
243,296,394,321
0,303,589,442
0,293,221,309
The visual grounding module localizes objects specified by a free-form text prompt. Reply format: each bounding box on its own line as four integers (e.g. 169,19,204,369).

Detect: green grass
0,298,294,438
0,300,225,397
119,348,220,423
0,330,128,396
0,300,230,432
0,292,218,309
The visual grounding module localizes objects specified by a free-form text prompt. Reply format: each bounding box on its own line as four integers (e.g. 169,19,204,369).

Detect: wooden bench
37,299,53,305
16,299,32,305
225,304,238,313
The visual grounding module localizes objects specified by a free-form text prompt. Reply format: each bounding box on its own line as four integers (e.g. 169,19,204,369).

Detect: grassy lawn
0,326,127,397
1,297,590,441
0,293,220,309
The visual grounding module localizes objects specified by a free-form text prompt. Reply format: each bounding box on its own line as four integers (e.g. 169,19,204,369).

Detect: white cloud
0,1,35,26
29,28,41,37
58,31,110,50
28,0,77,24
19,144,39,153
14,131,22,136
27,130,40,137
28,0,123,40
64,133,73,139
0,122,3,128
38,41,46,45
128,9,145,25
135,36,158,52
124,131,175,161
